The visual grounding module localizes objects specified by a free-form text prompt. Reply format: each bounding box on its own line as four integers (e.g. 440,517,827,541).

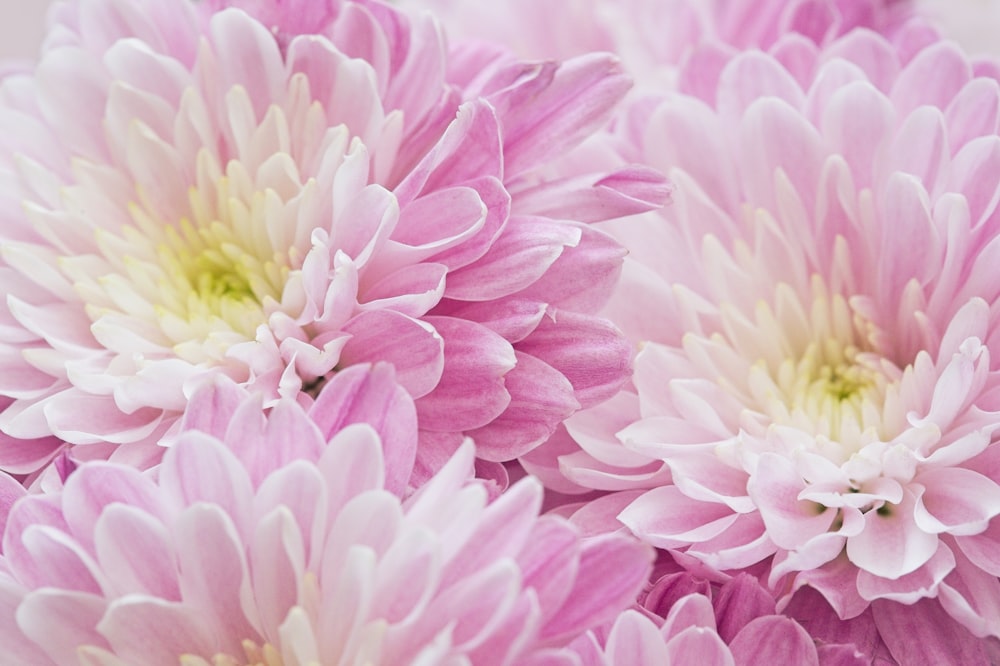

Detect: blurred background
0,0,998,61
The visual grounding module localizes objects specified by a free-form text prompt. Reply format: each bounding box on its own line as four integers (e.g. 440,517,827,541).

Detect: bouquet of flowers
0,0,998,663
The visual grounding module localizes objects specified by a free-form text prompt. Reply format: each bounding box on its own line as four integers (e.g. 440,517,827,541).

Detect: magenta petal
339,309,445,399
728,616,819,666
415,316,515,433
0,433,64,476
713,573,778,643
465,351,579,462
516,311,631,408
872,598,994,665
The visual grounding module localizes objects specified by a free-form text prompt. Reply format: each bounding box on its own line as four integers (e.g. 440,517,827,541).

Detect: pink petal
415,316,515,433
516,312,630,408
729,616,818,666
465,351,579,462
845,488,939,579
339,309,444,399
603,610,671,664
308,363,417,495
542,533,653,640
872,598,993,665
17,589,109,663
99,598,216,664
619,486,740,549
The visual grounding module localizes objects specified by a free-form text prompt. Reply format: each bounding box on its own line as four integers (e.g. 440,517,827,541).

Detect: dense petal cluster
0,372,653,665
539,24,1000,640
565,572,863,666
0,0,665,480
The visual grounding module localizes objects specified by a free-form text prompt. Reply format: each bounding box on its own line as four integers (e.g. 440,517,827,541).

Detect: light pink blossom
0,0,667,479
398,0,915,91
0,370,654,664
533,25,1000,641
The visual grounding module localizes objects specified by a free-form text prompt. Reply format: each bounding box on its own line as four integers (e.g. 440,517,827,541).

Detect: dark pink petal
415,316,515,433
0,433,64,476
872,598,994,665
432,297,546,343
713,573,778,643
465,351,579,462
514,224,626,314
516,311,631,409
444,215,581,301
729,616,819,666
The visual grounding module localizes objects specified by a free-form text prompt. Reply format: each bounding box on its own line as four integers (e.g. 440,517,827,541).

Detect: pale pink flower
534,26,1000,640
397,0,914,91
0,372,654,665
0,0,665,478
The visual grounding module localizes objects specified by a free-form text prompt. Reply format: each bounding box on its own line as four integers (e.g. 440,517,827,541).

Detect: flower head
0,373,653,664
0,0,666,478
543,26,1000,639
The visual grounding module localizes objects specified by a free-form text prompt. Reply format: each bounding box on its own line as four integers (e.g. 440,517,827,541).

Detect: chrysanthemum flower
568,574,868,666
537,26,1000,640
0,0,664,478
0,373,654,664
397,0,914,90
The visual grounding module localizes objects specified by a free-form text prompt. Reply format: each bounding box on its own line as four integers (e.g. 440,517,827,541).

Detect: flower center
74,150,306,365
705,277,904,461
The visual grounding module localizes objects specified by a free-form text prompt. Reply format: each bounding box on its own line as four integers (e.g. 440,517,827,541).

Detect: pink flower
397,0,914,90
0,0,666,478
568,574,863,666
0,371,654,664
537,26,1000,640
